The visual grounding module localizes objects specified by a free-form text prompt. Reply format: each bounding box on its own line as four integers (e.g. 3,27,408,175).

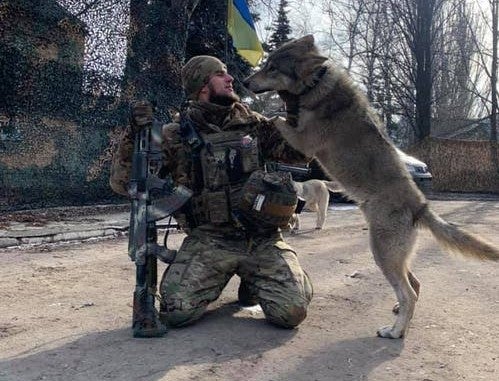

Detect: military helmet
181,55,227,100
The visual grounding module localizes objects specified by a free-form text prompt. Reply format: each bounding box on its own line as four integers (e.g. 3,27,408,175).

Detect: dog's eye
267,66,277,73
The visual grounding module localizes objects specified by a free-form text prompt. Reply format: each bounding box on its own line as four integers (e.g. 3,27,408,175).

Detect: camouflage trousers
159,226,313,328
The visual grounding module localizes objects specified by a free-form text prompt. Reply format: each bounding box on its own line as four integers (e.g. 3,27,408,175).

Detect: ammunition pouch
237,170,298,229
190,189,238,226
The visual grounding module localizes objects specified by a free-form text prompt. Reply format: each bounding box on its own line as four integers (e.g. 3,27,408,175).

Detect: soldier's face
202,70,240,105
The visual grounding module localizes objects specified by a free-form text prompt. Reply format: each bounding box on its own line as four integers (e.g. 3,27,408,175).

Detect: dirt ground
0,198,498,381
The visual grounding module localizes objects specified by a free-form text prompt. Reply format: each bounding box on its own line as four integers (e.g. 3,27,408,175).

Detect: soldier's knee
263,303,308,328
159,303,205,327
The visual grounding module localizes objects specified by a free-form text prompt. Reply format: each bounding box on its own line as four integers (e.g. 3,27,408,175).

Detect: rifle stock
128,118,192,338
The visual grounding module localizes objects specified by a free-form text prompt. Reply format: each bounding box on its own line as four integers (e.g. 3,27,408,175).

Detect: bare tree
432,1,480,135
320,0,367,72
390,0,446,141
318,0,485,145
460,0,499,169
486,0,499,168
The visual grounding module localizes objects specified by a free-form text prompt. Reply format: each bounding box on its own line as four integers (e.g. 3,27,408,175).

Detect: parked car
396,149,433,192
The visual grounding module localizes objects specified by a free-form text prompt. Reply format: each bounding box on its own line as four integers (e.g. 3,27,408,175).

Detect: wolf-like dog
244,34,499,339
291,179,339,231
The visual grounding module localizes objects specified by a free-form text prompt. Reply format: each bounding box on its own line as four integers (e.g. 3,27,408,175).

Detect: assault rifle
128,117,192,338
266,161,311,182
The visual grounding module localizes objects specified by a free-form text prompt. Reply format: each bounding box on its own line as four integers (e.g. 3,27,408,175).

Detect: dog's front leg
271,115,293,131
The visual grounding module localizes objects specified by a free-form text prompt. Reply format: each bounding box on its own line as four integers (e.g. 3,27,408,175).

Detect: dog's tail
322,180,342,193
418,205,499,261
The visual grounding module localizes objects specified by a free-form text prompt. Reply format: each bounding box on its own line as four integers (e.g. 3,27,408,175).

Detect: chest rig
180,116,298,230
180,115,262,227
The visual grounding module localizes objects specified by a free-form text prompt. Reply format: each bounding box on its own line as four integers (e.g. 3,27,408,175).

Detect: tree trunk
491,0,499,170
122,0,200,120
491,0,498,142
414,0,433,140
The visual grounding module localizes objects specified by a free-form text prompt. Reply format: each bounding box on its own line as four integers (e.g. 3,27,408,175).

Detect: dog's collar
298,65,328,96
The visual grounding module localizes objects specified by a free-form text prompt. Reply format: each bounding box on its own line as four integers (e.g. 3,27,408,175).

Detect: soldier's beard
209,92,240,106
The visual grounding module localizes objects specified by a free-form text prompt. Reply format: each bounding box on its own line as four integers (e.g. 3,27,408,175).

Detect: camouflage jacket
109,101,307,229
110,101,306,195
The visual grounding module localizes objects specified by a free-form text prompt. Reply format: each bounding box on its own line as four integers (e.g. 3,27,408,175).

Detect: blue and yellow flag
227,0,264,67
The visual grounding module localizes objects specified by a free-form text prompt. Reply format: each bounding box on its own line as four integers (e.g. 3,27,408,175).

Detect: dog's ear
289,35,316,52
295,54,328,86
302,34,315,46
293,35,315,48
290,35,327,86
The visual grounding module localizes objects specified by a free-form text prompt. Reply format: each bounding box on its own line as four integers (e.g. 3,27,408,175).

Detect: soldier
110,55,313,328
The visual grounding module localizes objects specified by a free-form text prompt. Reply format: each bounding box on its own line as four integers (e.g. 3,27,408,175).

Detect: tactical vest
183,125,297,230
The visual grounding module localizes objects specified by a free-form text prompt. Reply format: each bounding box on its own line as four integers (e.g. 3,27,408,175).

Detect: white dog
290,179,340,231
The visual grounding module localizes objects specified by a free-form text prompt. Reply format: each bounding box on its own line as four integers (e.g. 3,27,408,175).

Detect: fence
408,138,499,193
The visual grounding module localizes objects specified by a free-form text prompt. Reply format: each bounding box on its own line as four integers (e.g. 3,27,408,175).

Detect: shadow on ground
0,302,294,381
0,300,404,381
273,336,404,381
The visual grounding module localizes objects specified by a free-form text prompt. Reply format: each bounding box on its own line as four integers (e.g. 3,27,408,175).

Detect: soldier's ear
198,83,210,101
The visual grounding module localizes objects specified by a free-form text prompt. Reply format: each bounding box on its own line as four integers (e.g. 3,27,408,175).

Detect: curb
0,226,129,249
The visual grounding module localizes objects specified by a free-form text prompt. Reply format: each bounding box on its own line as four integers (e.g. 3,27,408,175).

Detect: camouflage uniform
110,56,313,328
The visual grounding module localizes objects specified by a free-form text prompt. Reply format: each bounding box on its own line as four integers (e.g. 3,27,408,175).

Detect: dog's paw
377,325,404,339
270,115,303,134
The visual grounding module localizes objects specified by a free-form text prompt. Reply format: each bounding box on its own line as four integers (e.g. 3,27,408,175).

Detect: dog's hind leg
392,271,420,314
408,271,420,296
368,213,419,339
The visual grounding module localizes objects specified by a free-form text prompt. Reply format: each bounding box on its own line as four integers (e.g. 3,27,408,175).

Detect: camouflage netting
0,0,251,211
0,0,129,211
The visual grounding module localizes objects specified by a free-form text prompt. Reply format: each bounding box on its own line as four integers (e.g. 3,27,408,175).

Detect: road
0,199,498,381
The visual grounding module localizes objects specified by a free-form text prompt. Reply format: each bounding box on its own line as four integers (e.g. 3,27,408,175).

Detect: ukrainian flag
227,0,264,66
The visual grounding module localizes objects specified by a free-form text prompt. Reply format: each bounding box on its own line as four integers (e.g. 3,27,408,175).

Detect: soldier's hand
130,100,153,133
